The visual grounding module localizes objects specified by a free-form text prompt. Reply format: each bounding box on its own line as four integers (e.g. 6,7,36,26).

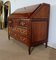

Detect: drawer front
17,27,31,38
9,28,20,40
19,36,30,46
8,18,31,28
19,28,27,36
8,18,20,27
12,19,19,27
19,19,31,27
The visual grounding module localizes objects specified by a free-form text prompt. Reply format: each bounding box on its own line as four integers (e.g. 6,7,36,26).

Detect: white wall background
10,0,51,13
48,4,56,48
2,0,56,49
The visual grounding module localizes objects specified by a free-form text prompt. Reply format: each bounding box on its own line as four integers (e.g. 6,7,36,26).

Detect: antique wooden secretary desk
8,3,50,54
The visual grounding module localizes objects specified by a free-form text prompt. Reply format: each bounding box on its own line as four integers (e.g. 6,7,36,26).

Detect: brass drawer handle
21,30,25,33
20,22,25,26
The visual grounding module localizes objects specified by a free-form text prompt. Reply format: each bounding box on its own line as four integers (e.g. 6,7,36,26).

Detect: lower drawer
9,30,20,40
19,36,30,46
9,29,31,46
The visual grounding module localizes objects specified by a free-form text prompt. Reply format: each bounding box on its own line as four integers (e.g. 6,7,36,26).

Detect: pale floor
0,29,56,60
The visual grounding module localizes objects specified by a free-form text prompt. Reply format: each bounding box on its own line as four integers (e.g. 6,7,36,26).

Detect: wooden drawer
18,28,27,35
11,32,19,40
19,19,31,27
8,18,20,27
19,36,30,46
9,28,20,40
12,19,19,27
17,27,31,38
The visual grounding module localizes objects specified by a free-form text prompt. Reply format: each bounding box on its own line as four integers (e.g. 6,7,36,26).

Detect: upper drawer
17,27,31,37
19,19,31,27
8,18,20,27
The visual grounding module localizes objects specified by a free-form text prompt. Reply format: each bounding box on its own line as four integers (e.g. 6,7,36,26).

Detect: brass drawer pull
20,22,25,26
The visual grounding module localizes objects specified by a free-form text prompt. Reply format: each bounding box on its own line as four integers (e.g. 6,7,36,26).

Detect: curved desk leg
8,34,10,40
45,42,47,48
28,46,31,55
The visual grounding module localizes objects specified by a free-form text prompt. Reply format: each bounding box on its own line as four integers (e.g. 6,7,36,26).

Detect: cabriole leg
28,47,31,55
45,42,47,48
8,34,10,40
